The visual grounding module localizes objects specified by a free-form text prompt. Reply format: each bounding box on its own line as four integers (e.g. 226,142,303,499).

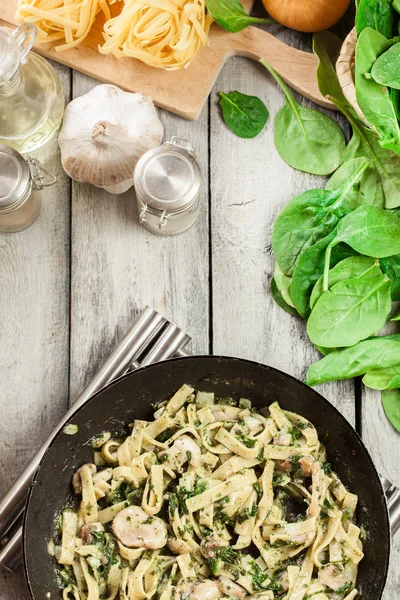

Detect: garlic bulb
58,85,163,194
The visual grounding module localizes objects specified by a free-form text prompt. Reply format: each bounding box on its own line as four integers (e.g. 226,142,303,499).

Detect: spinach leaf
313,30,400,209
391,306,400,320
260,60,346,176
272,160,368,275
306,335,400,385
356,0,394,38
363,365,400,389
290,231,357,318
382,389,400,432
270,278,299,316
205,0,273,32
323,206,400,289
343,113,400,208
390,87,400,121
307,275,391,348
371,42,400,89
273,263,296,309
326,157,384,209
355,28,400,155
313,31,348,107
219,91,269,138
330,205,400,257
310,256,381,309
380,254,400,299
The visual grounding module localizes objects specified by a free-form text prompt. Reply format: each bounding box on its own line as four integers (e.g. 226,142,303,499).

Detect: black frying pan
23,356,390,599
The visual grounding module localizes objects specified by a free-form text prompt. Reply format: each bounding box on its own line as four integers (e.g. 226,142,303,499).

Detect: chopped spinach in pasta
52,384,363,600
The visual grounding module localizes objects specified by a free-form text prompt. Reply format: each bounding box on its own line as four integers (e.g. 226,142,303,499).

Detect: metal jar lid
134,137,201,212
0,145,31,210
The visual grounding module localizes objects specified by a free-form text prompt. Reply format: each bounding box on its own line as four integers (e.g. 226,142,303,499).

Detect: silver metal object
0,529,22,573
27,157,57,190
1,310,400,573
0,145,31,210
134,136,202,236
0,145,56,233
0,307,191,571
381,476,400,536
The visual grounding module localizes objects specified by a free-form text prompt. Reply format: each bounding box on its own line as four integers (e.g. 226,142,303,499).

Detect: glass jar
0,144,56,233
0,24,65,153
134,137,202,236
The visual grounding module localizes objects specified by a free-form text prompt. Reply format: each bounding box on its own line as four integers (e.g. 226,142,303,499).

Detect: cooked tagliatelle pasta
51,384,364,600
99,0,213,69
16,0,117,52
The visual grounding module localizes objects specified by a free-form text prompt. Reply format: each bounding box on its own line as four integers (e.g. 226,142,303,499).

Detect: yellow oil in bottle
0,24,65,153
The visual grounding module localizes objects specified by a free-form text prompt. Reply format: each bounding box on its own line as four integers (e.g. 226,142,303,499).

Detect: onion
261,0,351,33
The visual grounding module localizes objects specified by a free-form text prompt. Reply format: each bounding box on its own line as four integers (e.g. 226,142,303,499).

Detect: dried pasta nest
336,27,376,131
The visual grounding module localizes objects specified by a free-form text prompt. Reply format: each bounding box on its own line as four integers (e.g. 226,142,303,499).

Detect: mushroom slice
112,505,167,549
158,435,201,469
200,532,228,559
80,522,104,544
72,463,96,494
318,563,354,592
298,455,314,477
167,537,192,555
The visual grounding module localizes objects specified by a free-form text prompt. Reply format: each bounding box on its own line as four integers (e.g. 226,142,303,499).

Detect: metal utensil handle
0,307,167,539
0,309,191,572
381,476,400,536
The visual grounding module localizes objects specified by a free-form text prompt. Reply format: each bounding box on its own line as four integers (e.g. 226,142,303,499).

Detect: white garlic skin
58,85,163,194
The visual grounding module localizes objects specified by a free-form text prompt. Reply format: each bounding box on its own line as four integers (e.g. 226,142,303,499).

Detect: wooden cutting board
0,0,333,119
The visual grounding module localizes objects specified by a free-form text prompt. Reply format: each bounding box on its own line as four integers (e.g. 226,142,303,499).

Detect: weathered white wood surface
0,29,399,600
0,63,71,599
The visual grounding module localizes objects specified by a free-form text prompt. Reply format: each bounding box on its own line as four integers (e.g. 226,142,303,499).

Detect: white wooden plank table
0,26,399,599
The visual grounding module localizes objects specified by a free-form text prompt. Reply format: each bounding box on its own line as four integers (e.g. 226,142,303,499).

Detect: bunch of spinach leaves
355,0,400,156
271,27,400,433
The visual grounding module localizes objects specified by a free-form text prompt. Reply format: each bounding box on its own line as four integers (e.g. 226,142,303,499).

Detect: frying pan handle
0,307,191,572
381,476,400,537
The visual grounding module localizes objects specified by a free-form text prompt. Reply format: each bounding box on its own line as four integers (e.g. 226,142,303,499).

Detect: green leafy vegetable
323,206,400,289
270,277,299,316
363,364,400,389
272,160,368,276
177,479,208,513
356,0,394,37
235,430,257,447
260,60,346,176
313,30,400,209
205,0,273,32
307,275,391,348
310,256,382,310
219,91,269,138
380,254,400,299
371,42,400,89
355,27,400,155
290,231,357,318
325,157,384,209
306,335,400,385
391,306,400,320
382,388,400,431
343,111,400,209
56,565,77,588
273,263,296,308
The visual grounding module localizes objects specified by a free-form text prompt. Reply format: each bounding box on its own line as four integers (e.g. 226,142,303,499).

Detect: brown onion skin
261,0,351,33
